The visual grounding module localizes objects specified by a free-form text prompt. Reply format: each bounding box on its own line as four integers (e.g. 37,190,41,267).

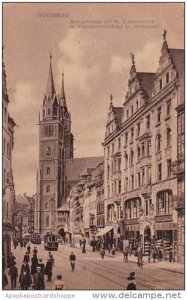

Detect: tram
44,233,58,251
31,233,42,244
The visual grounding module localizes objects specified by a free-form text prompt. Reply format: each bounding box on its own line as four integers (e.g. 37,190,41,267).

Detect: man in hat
8,262,18,289
45,259,53,282
53,274,65,290
32,266,45,290
126,272,137,290
31,254,38,275
37,259,45,276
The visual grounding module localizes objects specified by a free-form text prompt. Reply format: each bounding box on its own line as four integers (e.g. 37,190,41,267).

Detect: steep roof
113,107,124,126
169,48,184,78
136,72,156,98
66,157,104,182
46,54,56,97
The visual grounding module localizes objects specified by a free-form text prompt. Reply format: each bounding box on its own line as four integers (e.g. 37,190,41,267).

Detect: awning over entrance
95,226,113,237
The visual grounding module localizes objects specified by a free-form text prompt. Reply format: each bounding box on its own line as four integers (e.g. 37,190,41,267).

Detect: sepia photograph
2,1,184,292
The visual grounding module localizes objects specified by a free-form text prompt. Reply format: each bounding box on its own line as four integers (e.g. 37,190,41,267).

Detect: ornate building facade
103,35,184,261
2,54,16,267
36,54,73,235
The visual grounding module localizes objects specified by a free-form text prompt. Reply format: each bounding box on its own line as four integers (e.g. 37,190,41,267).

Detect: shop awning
95,226,113,237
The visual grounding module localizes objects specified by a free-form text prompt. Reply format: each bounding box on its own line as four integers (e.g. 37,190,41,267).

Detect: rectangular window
125,132,128,146
167,159,172,177
112,143,114,154
157,163,162,181
127,109,129,119
131,175,134,190
147,140,151,156
145,200,149,216
146,114,150,129
148,167,151,184
166,100,171,116
137,172,141,188
131,128,134,141
142,142,145,158
159,79,162,90
166,72,170,84
137,123,140,137
119,180,121,194
131,105,134,115
125,177,128,193
107,185,110,198
118,138,121,150
136,101,139,111
157,107,161,123
142,169,145,185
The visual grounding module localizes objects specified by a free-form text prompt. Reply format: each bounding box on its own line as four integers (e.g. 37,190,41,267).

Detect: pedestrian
112,245,116,255
53,274,65,290
23,252,30,264
8,263,18,289
82,238,86,253
7,252,16,268
108,243,111,254
45,259,53,282
27,244,31,254
69,252,76,271
32,266,45,290
153,250,156,263
19,262,31,290
123,248,128,262
2,271,8,289
79,239,82,248
48,252,54,265
31,254,38,275
169,249,173,263
158,249,162,261
100,248,105,260
33,247,38,256
21,261,30,275
37,259,45,276
126,272,137,290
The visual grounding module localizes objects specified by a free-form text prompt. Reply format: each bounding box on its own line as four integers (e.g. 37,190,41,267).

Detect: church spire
61,70,68,110
2,45,9,102
46,52,56,97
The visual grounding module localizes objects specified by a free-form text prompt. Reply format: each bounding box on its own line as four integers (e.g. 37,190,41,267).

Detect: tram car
31,233,42,244
44,233,58,251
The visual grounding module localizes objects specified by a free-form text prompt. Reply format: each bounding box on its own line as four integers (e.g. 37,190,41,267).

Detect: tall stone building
36,54,73,235
103,34,184,261
2,53,16,267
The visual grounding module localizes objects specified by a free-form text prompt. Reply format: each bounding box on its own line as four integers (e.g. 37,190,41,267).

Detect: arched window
43,109,45,117
46,185,50,193
46,216,49,228
156,134,162,153
46,147,51,155
53,107,57,115
166,128,172,148
46,167,50,175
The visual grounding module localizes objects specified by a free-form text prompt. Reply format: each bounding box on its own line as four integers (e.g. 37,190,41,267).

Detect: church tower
38,54,73,234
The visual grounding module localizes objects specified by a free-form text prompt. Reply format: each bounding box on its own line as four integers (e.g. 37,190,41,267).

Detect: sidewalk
73,243,184,274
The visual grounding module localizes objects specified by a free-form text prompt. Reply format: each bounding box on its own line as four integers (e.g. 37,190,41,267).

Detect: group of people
3,243,65,290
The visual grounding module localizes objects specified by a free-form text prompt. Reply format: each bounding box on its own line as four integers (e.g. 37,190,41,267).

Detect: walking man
32,267,45,290
45,259,53,282
69,252,76,271
8,263,18,289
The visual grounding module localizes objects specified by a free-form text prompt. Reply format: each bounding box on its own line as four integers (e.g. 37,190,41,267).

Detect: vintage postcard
2,1,184,295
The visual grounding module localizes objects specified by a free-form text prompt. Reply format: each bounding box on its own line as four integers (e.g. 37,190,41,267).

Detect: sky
3,3,184,196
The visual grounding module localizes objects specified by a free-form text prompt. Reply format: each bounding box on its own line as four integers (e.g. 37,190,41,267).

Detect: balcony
155,215,173,222
171,160,184,176
140,184,152,197
113,194,122,205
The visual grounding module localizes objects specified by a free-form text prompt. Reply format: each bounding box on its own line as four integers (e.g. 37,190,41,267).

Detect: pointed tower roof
2,46,9,103
46,52,56,97
61,70,67,109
